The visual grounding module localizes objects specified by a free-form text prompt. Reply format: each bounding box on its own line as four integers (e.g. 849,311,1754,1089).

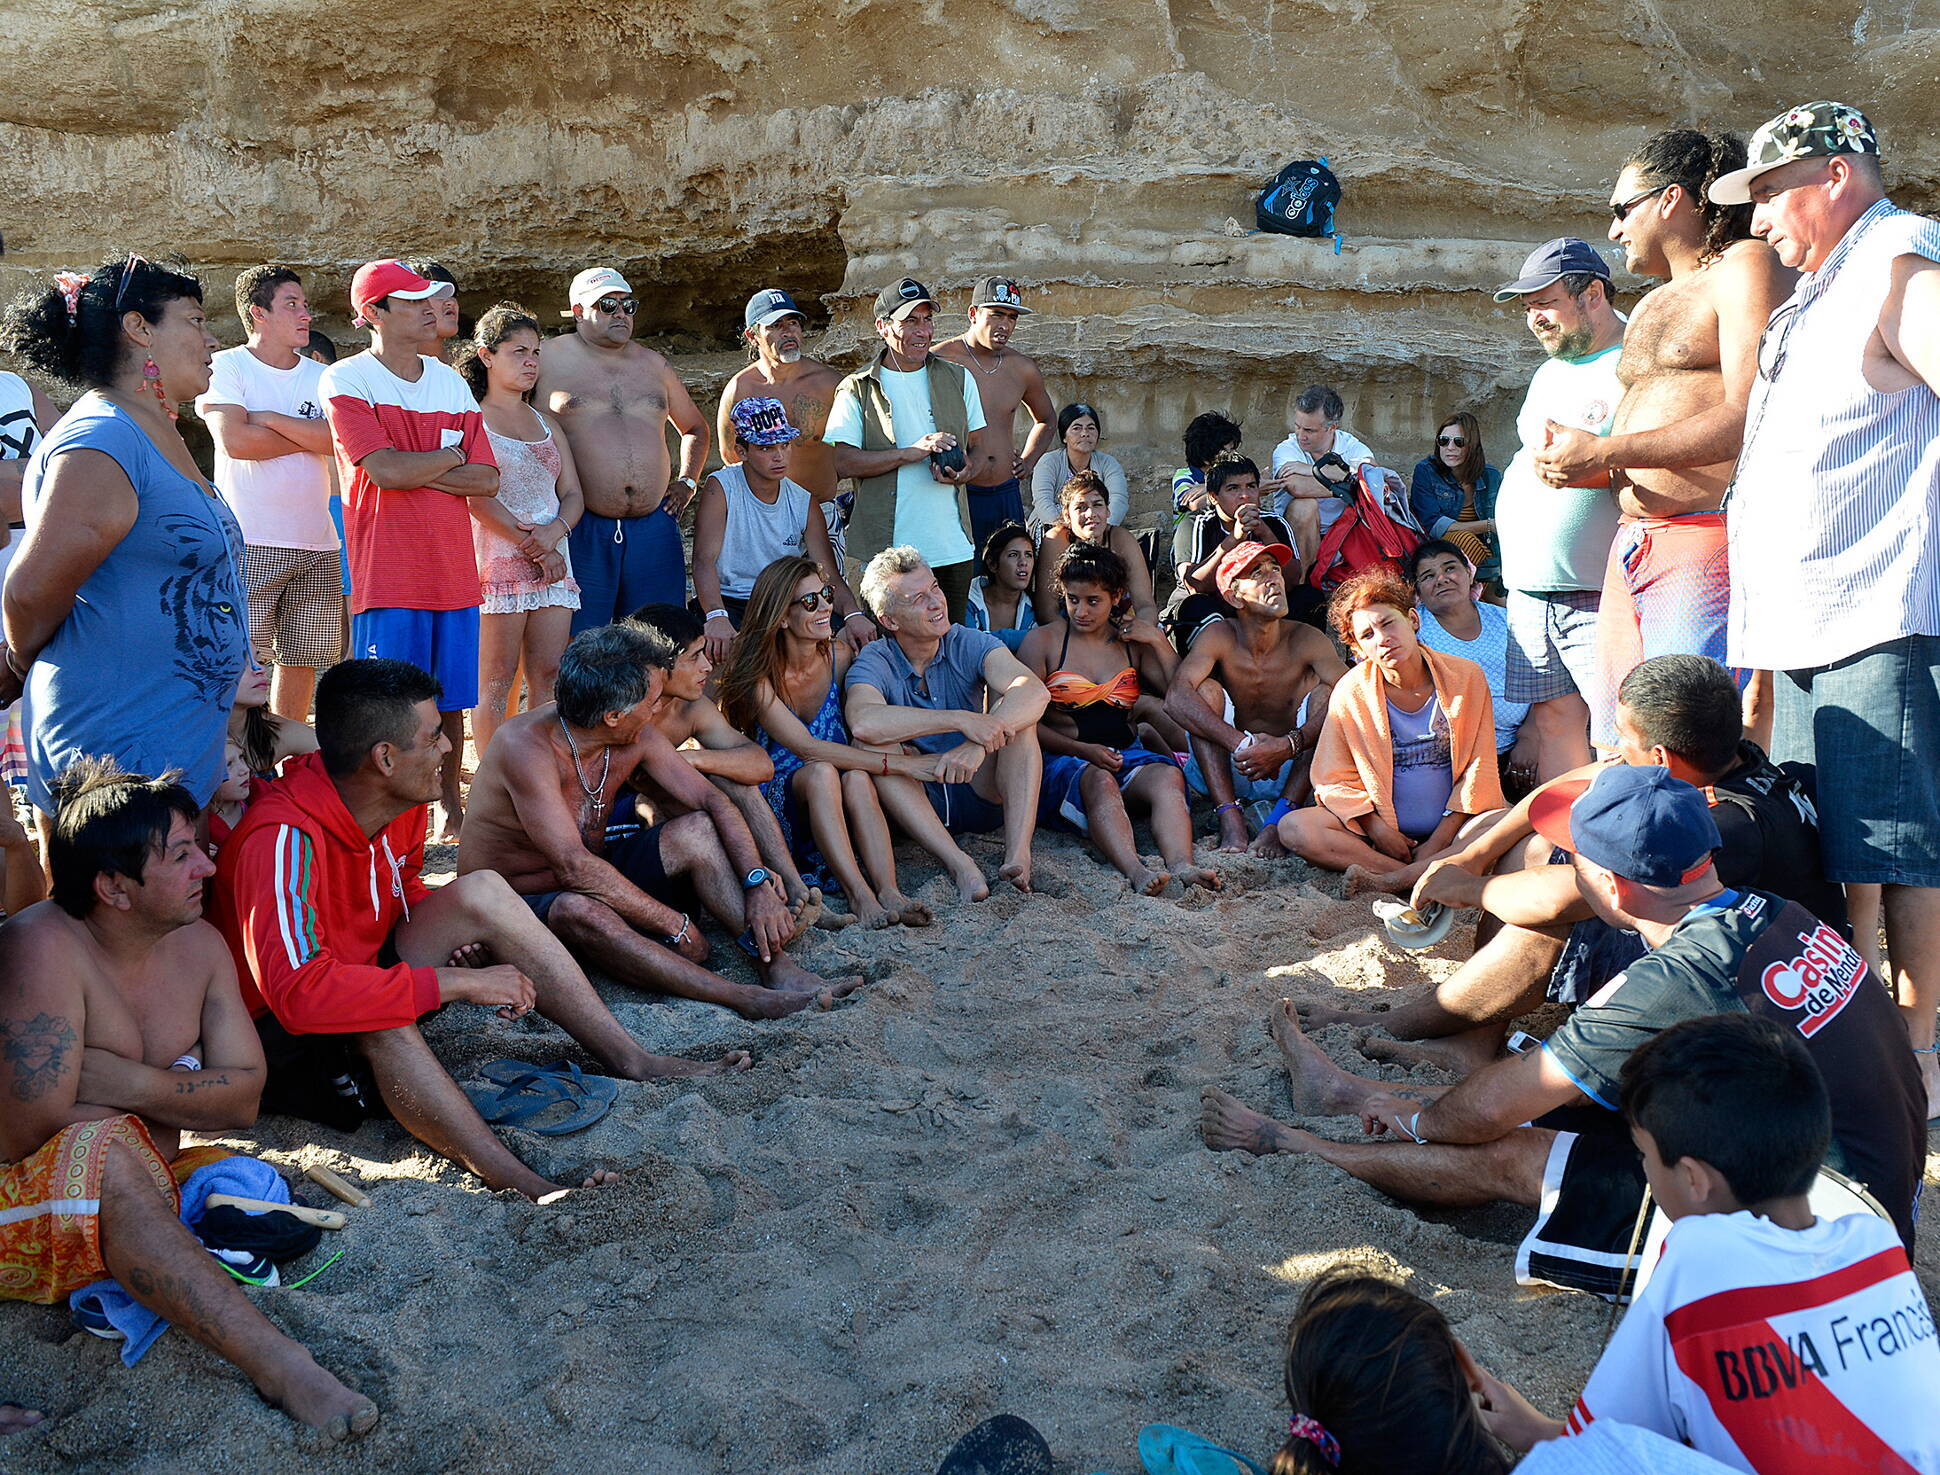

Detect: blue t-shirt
23,397,248,808
844,624,1004,756
1418,603,1530,752
1388,692,1453,840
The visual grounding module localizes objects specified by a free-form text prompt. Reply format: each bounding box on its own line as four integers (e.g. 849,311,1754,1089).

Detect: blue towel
68,1156,291,1367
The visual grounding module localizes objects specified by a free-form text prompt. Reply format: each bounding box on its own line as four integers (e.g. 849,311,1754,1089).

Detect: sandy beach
5,828,1935,1473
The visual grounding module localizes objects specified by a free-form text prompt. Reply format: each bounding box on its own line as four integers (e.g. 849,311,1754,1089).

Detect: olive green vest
838,351,972,566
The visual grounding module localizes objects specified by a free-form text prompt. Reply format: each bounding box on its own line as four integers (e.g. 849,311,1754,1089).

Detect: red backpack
1306,453,1424,592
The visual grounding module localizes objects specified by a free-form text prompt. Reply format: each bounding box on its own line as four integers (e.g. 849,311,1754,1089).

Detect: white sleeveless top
711,462,811,600
1728,200,1940,670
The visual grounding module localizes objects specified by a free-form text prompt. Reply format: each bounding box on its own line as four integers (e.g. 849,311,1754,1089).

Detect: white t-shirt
1568,1210,1940,1473
1269,425,1375,528
1419,602,1530,752
1495,341,1625,593
826,364,988,568
195,346,337,551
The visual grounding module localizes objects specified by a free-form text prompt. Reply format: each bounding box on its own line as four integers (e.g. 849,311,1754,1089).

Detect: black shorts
604,792,673,901
1548,916,1650,1005
1515,1121,1650,1300
254,1012,381,1134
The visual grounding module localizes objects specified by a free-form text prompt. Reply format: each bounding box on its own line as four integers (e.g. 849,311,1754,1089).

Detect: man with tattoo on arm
0,760,377,1440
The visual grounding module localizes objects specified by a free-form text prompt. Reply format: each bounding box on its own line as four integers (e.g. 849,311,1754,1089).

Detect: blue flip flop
477,1059,620,1104
1137,1424,1269,1475
465,1060,616,1136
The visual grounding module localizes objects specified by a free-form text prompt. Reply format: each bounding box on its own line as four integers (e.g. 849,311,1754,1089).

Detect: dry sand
5,828,1936,1473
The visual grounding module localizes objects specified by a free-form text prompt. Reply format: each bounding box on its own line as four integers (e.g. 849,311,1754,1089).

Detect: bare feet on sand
536,1167,624,1205
265,1354,380,1443
637,1049,754,1078
1270,998,1363,1116
1344,863,1410,898
999,857,1032,894
0,1405,45,1436
787,888,823,941
1132,867,1173,897
1295,996,1387,1031
1200,1085,1316,1156
854,895,898,929
1248,828,1288,860
1170,861,1222,891
881,891,934,927
948,857,990,903
1359,1033,1497,1074
1216,808,1250,853
745,958,865,1016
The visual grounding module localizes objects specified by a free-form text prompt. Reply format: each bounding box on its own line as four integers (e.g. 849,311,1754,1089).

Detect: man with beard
718,288,851,570
1535,131,1795,749
1491,239,1627,780
934,277,1057,556
536,267,711,631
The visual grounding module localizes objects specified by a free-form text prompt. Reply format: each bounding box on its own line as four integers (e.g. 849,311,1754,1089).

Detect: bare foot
948,857,990,903
635,1049,754,1079
1270,998,1365,1116
882,891,934,927
0,1405,45,1436
536,1167,624,1204
854,895,897,930
1296,997,1387,1031
1344,863,1394,898
1216,808,1250,853
1174,864,1222,891
813,906,856,931
1129,866,1172,897
1248,828,1288,859
432,800,464,846
263,1354,380,1442
999,857,1032,894
1361,1033,1497,1074
787,888,822,941
1200,1085,1311,1156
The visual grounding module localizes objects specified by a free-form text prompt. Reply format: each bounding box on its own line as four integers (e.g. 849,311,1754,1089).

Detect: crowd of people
0,97,1934,1469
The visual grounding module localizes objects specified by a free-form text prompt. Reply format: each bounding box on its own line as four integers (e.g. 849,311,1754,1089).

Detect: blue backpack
1256,157,1342,253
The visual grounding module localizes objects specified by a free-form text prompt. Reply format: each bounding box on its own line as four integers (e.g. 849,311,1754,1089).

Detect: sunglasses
794,586,837,612
1437,435,1467,448
113,253,147,315
594,296,638,315
1610,182,1670,222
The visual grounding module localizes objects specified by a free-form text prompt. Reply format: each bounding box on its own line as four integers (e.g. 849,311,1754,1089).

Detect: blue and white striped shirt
1726,199,1940,671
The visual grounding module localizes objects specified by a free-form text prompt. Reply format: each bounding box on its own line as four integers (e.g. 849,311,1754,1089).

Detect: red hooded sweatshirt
210,751,440,1034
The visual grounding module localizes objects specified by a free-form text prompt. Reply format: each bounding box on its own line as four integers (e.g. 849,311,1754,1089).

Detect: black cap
872,277,934,323
1493,238,1611,302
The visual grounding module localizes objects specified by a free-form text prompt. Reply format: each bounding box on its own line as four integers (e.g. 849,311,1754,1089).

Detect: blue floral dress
755,675,850,894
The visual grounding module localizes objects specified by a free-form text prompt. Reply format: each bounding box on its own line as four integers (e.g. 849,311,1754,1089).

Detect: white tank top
712,462,811,600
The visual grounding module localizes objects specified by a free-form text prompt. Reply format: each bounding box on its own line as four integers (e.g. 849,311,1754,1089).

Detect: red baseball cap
1214,540,1293,601
349,259,445,327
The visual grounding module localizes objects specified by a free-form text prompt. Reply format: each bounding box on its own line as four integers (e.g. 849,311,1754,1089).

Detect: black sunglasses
1610,183,1670,222
113,253,148,316
794,586,837,612
1437,435,1467,448
594,296,638,315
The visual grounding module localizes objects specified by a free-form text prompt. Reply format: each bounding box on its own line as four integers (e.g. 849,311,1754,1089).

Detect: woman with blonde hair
718,555,936,929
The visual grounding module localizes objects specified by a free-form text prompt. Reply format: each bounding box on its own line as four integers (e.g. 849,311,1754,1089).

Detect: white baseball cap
567,267,633,314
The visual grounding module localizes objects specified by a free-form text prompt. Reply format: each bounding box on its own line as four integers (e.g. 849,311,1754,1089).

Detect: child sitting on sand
1471,1014,1940,1472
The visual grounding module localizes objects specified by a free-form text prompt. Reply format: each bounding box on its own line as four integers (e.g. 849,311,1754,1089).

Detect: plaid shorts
1503,588,1602,704
245,545,345,670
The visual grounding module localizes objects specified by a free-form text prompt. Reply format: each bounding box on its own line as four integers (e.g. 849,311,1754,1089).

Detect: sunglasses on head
595,296,638,315
794,586,837,612
113,253,148,316
1610,182,1670,222
1437,435,1467,448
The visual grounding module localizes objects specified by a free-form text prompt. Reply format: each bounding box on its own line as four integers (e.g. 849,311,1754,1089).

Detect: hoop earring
141,356,177,421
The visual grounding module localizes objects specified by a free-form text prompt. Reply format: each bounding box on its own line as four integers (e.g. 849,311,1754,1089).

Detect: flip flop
1371,897,1457,950
465,1061,615,1136
1137,1424,1269,1475
936,1414,1054,1475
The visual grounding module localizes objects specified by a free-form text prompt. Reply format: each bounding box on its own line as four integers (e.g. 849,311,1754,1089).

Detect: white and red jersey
319,350,492,614
1569,1210,1940,1472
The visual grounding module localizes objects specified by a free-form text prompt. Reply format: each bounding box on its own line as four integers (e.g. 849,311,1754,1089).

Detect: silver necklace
559,716,611,821
966,343,1004,376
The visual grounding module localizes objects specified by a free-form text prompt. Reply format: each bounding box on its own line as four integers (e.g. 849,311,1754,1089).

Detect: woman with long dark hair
1408,411,1501,588
718,555,937,929
0,254,247,817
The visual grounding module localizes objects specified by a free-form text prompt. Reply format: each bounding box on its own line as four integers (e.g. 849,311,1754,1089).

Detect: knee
1006,724,1041,757
445,868,519,922
800,760,842,800
1079,766,1117,802
839,768,877,803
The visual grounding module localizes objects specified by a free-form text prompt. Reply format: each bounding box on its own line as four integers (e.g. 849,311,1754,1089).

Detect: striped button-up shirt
1726,199,1940,671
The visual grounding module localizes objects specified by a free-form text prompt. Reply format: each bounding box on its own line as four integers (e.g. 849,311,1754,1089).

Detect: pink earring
141,356,176,420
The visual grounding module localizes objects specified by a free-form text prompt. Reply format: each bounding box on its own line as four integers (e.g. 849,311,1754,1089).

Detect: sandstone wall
2,0,1935,515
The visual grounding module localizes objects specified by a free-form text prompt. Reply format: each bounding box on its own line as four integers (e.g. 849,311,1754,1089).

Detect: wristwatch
741,867,770,890
674,475,698,497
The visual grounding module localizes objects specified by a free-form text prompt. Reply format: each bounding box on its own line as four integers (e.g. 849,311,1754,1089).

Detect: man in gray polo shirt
1491,239,1628,780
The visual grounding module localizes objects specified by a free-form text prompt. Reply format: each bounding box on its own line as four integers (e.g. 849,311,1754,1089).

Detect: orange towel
1312,646,1505,833
0,1116,178,1305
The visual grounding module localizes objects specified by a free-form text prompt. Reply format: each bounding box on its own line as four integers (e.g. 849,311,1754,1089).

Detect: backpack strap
1307,498,1361,589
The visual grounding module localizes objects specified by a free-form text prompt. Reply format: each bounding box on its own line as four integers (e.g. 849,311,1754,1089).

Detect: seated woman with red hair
1278,567,1506,893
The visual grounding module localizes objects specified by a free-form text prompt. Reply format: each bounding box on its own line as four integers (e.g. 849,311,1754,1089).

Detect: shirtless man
459,623,862,1018
0,762,375,1439
1166,542,1346,854
933,277,1057,557
626,601,833,925
718,288,849,566
1535,130,1795,748
536,267,710,632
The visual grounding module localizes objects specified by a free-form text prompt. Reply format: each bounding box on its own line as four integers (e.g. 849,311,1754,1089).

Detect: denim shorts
1772,634,1940,887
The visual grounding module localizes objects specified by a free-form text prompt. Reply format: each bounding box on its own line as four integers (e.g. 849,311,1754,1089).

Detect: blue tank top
23,396,247,808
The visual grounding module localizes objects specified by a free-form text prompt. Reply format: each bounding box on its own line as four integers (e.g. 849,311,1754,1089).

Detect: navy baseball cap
744,288,803,331
872,277,934,322
1529,765,1721,888
1493,237,1613,302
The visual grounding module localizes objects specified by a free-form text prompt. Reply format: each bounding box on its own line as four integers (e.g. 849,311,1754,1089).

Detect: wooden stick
206,1194,346,1231
303,1165,372,1208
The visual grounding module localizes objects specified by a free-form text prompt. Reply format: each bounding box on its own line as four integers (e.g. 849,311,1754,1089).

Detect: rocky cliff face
3,0,1934,509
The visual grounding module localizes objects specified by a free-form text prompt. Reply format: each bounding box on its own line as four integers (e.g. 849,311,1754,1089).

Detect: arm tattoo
172,1073,231,1094
3,1013,79,1102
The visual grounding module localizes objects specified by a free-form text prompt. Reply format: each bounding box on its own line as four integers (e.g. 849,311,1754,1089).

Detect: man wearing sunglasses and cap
825,277,991,622
718,288,850,571
1201,761,1923,1296
1713,101,1940,1117
535,267,711,635
934,277,1057,556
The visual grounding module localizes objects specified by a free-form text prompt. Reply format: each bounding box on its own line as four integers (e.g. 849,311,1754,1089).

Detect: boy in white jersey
1478,1013,1940,1473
